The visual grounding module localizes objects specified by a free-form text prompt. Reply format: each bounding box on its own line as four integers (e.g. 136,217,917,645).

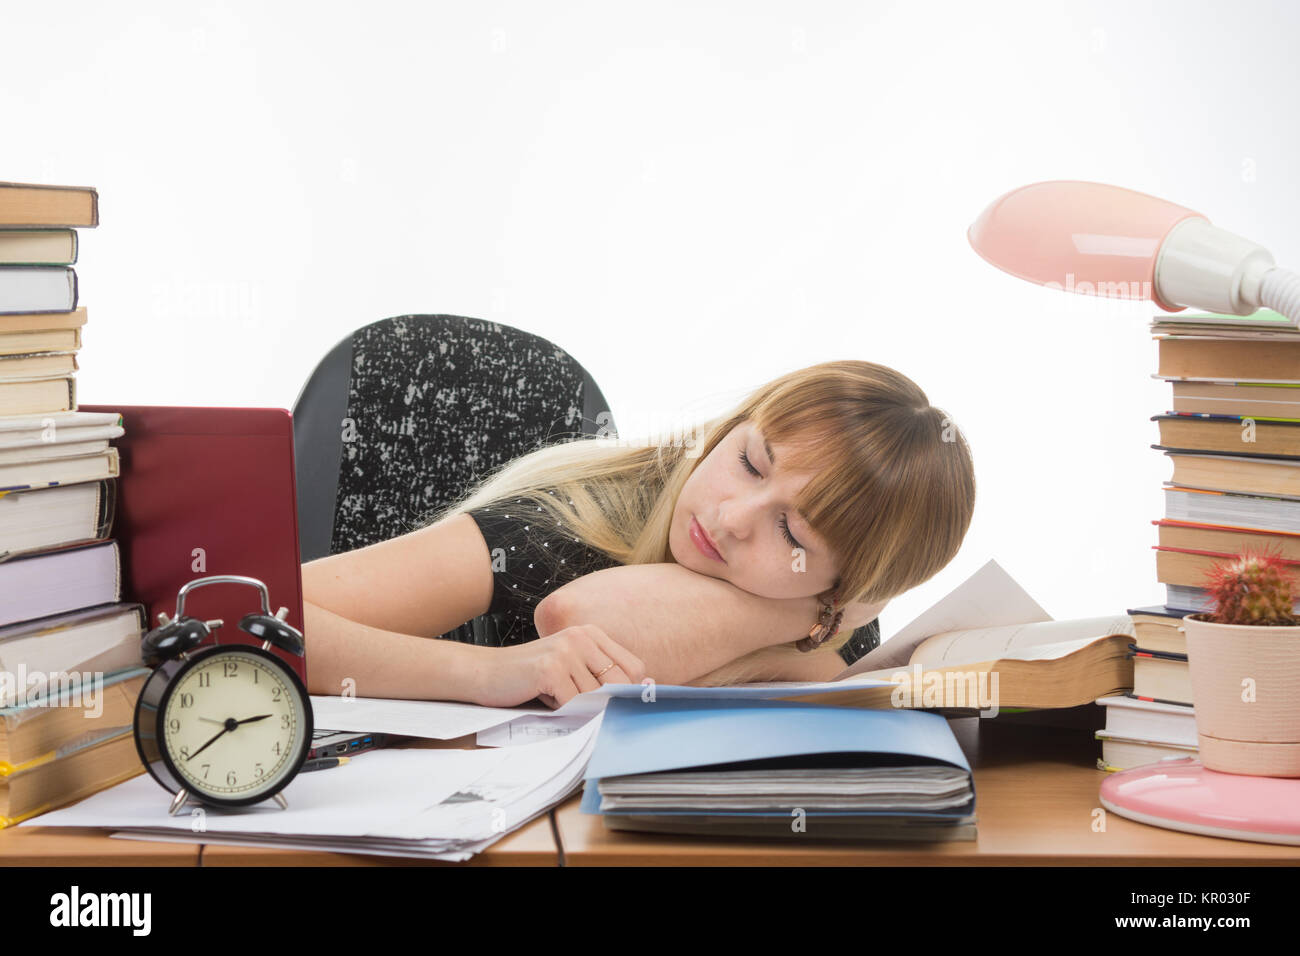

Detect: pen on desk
300,756,351,773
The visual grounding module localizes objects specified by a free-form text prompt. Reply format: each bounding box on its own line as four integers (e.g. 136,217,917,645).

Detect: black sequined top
466,491,619,645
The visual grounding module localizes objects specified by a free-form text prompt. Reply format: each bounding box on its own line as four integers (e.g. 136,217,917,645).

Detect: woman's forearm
304,599,490,702
533,563,821,686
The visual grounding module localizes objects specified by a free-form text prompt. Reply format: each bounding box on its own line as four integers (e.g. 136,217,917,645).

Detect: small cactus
1201,549,1300,627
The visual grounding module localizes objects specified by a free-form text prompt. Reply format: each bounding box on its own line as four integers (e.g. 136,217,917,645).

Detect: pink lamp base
1099,756,1300,845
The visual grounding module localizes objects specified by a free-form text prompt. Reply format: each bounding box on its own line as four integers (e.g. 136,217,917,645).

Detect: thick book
0,351,78,381
1129,647,1192,706
1160,450,1300,499
0,477,115,560
1095,737,1198,772
1154,519,1300,562
1154,414,1300,457
0,409,121,447
0,328,80,356
0,375,76,415
0,182,98,228
1158,336,1300,382
1096,693,1196,745
1155,544,1300,591
1125,604,1188,655
0,267,78,314
0,306,87,336
0,446,118,492
1165,484,1300,534
582,697,976,841
0,230,77,266
0,540,121,629
1166,380,1300,418
0,604,145,708
0,667,148,769
0,438,109,465
0,726,142,828
783,614,1137,713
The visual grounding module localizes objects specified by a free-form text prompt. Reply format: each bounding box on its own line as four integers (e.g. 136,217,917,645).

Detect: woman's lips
690,515,725,563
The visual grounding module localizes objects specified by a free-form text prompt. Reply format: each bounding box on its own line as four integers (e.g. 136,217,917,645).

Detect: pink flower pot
1182,614,1300,777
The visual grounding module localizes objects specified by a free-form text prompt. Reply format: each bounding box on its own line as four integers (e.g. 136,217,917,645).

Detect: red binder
79,405,307,685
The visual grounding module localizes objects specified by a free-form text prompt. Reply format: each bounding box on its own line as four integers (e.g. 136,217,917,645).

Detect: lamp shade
968,180,1205,312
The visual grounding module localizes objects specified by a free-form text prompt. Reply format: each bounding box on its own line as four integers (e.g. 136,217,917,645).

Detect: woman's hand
472,625,647,710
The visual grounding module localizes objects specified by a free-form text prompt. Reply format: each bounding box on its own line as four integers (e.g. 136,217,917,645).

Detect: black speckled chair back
293,314,614,561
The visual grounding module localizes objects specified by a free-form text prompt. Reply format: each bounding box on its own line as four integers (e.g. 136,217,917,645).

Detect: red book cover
79,405,307,685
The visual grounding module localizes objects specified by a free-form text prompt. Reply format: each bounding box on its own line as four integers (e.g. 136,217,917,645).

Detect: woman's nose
716,500,753,541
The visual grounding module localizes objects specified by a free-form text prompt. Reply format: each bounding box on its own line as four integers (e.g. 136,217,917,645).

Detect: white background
4,0,1297,634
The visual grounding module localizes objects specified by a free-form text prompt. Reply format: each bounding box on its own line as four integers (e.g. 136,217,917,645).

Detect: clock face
159,647,309,802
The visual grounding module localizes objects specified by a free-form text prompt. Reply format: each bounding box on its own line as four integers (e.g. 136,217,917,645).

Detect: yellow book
0,725,142,828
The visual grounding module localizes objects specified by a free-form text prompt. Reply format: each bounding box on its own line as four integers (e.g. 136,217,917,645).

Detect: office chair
292,313,616,646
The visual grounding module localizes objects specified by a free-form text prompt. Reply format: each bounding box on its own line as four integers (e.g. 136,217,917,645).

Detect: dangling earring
796,589,844,653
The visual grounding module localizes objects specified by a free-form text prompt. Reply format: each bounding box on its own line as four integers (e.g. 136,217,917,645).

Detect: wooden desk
0,823,202,867
1,734,561,867
552,717,1300,866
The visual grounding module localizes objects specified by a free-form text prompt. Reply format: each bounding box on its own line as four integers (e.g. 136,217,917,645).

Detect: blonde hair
422,360,975,685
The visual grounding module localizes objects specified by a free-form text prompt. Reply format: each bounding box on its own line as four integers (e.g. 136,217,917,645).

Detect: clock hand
185,715,276,762
187,723,232,761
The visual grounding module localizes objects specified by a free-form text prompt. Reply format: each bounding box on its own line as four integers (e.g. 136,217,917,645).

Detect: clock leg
273,792,288,810
168,789,191,816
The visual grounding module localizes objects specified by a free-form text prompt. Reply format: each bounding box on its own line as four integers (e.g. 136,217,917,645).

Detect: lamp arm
1156,217,1300,322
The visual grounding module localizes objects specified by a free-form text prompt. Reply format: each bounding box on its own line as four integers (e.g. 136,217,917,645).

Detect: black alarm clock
133,574,313,814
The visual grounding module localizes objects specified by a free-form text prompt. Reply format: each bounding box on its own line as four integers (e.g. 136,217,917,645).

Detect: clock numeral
168,718,180,733
201,764,210,779
227,770,237,786
197,671,211,688
179,692,194,708
271,687,281,702
273,741,282,756
255,762,264,778
179,745,190,759
281,714,292,729
223,661,238,678
252,669,259,684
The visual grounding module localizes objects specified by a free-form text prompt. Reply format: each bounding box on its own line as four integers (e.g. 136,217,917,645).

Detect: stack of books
0,180,148,828
1107,307,1300,771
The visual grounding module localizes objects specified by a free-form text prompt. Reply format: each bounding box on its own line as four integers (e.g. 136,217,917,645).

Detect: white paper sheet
476,713,596,746
311,695,551,740
32,717,603,860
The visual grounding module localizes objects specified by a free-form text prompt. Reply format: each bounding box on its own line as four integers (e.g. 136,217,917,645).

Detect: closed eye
737,450,803,549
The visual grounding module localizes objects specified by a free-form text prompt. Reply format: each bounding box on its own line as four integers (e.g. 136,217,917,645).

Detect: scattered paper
311,694,551,740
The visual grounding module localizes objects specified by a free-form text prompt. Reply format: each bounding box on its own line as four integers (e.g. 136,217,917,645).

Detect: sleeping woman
301,359,975,709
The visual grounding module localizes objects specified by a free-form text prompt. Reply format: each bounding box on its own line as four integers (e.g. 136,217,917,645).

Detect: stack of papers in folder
581,697,976,841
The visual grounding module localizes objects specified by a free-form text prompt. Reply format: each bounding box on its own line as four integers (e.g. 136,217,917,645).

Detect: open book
553,559,1138,718
776,614,1136,714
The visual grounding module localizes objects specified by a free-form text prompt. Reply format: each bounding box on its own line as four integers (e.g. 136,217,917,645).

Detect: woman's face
669,419,839,600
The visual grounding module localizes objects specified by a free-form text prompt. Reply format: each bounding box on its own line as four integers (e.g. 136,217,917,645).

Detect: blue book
582,697,976,841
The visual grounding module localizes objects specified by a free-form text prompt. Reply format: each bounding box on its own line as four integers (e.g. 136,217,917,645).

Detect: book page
907,615,1135,669
831,558,1051,680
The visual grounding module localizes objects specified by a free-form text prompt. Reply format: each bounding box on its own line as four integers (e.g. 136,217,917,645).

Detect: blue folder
581,696,975,820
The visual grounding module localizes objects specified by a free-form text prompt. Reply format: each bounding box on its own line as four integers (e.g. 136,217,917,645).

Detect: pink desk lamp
970,179,1300,844
968,179,1300,323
